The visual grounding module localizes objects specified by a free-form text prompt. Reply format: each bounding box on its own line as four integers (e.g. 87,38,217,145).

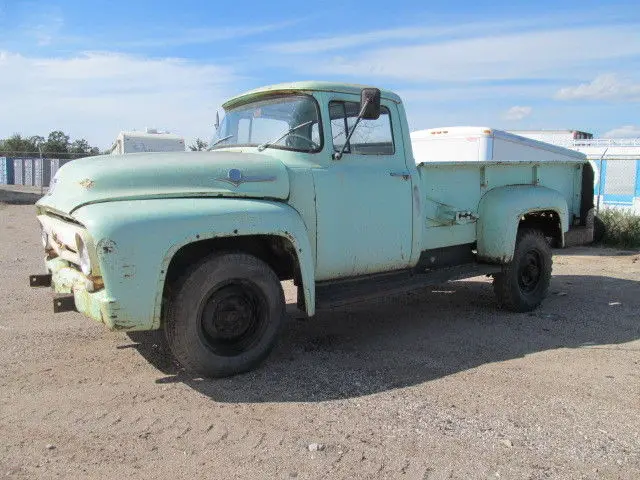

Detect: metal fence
592,158,640,215
0,156,73,188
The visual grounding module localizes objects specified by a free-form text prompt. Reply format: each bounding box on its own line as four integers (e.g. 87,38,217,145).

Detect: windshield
210,94,322,153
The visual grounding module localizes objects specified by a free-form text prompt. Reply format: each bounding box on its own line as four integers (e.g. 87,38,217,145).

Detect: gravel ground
1,202,639,479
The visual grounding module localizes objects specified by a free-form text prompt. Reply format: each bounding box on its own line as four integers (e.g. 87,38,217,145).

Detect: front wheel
493,229,552,312
165,253,285,378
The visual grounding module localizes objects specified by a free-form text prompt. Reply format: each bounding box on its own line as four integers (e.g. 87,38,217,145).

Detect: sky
1,0,639,149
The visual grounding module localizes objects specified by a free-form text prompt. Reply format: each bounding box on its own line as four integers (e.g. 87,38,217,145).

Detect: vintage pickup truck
30,81,594,377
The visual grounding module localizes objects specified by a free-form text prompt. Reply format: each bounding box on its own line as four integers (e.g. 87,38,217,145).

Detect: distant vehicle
109,128,185,155
32,82,595,378
410,127,588,163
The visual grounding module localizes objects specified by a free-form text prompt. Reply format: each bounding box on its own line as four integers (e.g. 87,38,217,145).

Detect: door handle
390,171,411,180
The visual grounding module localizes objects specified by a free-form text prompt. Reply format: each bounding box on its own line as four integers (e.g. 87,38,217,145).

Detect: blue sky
1,0,639,148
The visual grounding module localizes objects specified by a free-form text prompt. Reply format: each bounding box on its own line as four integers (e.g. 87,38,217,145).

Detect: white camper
110,129,185,155
506,129,593,143
410,127,585,164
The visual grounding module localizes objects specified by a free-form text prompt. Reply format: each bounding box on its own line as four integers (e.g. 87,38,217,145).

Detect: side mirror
360,88,381,120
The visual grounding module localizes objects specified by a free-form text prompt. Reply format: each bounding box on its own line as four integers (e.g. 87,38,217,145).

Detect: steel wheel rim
518,249,543,293
198,281,268,357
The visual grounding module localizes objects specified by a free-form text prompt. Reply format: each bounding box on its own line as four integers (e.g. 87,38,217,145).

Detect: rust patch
79,179,95,189
122,264,136,280
97,239,117,255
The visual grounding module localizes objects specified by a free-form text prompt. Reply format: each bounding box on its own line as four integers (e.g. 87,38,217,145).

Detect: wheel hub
211,294,254,338
199,282,266,356
519,250,542,293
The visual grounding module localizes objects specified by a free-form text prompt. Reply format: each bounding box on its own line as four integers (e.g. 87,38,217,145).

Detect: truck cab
31,82,594,378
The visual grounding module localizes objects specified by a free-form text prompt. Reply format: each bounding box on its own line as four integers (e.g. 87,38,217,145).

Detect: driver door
313,95,413,281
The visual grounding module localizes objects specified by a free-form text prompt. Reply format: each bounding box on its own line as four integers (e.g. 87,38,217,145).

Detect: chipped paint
79,179,95,189
96,239,116,255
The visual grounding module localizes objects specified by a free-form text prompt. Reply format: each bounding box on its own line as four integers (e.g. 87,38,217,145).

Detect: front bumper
31,257,128,331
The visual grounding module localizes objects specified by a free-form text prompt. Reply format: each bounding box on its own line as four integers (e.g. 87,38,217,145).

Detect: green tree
30,135,45,148
69,138,99,157
1,131,102,159
189,138,209,151
42,131,70,158
0,134,39,155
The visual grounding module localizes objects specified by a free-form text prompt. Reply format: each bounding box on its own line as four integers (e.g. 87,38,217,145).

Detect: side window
329,101,395,155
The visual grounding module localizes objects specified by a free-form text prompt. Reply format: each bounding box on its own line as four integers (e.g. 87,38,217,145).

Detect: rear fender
476,185,568,264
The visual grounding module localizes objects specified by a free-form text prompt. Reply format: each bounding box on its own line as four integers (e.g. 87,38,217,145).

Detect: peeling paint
79,179,95,189
97,239,117,255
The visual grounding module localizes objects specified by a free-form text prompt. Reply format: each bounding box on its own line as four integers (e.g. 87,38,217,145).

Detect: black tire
493,229,552,312
165,252,285,378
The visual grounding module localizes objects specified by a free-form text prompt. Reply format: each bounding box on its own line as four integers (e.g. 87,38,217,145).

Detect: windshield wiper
257,120,314,152
207,135,234,150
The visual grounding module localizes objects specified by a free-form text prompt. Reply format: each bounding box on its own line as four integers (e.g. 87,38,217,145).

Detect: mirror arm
332,99,369,161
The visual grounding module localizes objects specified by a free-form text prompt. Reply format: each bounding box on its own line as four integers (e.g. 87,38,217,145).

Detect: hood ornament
216,168,276,187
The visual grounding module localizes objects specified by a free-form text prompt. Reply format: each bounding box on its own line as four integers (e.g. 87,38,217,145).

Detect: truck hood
37,151,290,215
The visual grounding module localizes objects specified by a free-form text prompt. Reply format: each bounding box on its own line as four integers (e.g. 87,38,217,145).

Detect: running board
316,263,501,310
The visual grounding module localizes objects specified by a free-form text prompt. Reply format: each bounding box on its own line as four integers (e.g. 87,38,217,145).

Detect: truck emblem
216,168,277,187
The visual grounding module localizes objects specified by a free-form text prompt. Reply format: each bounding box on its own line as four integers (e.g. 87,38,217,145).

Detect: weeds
597,208,640,249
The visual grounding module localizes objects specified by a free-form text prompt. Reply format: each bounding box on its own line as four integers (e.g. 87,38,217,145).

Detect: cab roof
222,81,402,108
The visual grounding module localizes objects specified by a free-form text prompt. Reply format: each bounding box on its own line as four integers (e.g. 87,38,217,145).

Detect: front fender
476,185,569,264
73,198,316,331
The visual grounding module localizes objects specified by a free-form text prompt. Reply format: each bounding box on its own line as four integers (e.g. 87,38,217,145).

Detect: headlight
76,237,92,276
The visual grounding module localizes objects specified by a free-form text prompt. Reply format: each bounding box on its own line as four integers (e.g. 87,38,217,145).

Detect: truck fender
158,203,316,319
74,199,316,332
476,185,569,264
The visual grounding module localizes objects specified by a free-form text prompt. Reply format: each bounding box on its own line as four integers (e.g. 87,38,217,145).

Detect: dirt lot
1,201,639,479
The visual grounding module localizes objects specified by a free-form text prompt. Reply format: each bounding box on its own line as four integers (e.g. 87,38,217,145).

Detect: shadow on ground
126,274,639,403
0,186,44,205
554,246,639,257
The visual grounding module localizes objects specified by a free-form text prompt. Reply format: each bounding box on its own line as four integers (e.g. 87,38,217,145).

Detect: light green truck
30,82,595,377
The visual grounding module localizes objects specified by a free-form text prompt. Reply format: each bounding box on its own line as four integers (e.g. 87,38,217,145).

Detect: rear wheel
493,229,552,312
165,253,285,377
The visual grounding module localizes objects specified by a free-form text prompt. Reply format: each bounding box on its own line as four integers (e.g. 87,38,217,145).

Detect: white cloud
0,51,239,149
555,74,640,101
263,13,616,55
603,125,640,138
503,106,532,121
278,24,640,82
118,21,298,48
19,5,65,47
263,22,513,54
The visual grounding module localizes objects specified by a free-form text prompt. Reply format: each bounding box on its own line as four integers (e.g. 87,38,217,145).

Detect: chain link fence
0,152,92,191
592,158,640,215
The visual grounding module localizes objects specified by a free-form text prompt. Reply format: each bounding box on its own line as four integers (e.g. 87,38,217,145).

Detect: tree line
0,131,102,159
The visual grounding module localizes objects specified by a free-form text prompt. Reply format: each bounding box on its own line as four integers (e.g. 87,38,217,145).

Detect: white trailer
506,129,593,143
410,127,585,164
110,129,186,155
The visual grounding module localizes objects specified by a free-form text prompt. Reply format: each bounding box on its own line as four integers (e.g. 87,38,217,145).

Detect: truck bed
413,136,586,251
